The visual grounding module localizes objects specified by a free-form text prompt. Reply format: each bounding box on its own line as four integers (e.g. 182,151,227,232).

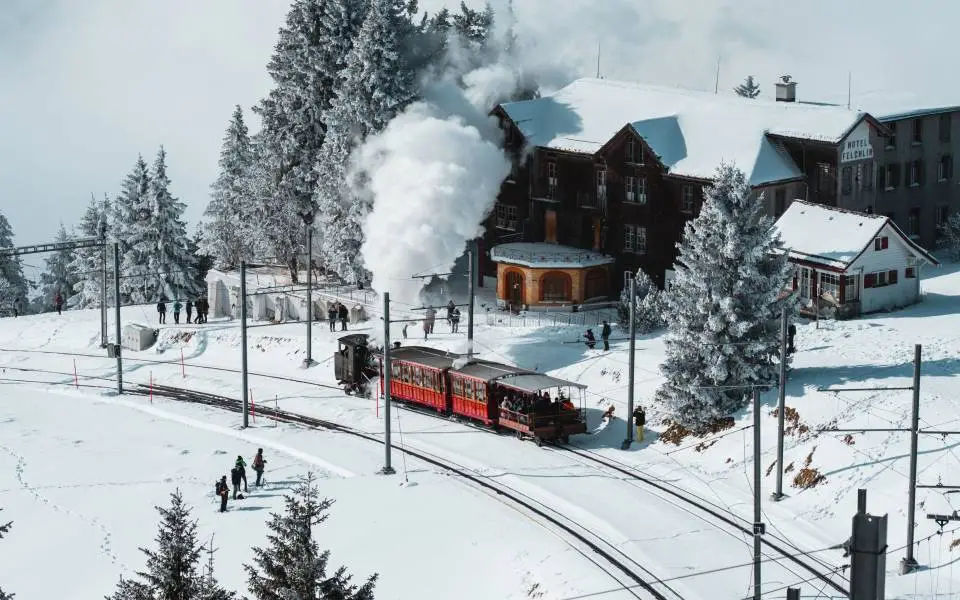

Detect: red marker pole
73,359,79,389
180,349,185,378
250,389,255,424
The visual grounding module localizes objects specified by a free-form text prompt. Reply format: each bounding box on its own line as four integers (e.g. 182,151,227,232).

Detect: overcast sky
2,0,957,249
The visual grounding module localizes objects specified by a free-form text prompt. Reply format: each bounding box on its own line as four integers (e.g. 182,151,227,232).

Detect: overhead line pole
772,306,788,501
240,261,249,428
900,344,921,575
622,273,636,450
380,292,395,475
113,243,122,394
467,240,476,357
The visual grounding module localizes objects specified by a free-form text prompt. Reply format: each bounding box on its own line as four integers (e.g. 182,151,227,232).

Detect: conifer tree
148,147,199,301
617,269,666,334
0,210,29,315
0,509,13,600
203,106,256,269
39,224,77,311
245,473,377,600
196,537,236,600
114,156,153,303
67,194,110,309
734,76,761,99
656,164,794,430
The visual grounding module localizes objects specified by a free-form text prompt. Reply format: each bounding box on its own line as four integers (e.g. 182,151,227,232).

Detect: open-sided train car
493,372,587,445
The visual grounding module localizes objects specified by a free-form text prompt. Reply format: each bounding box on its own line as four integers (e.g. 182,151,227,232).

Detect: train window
464,379,474,400
475,383,486,402
430,371,440,391
413,367,423,387
401,364,411,383
437,374,445,392
452,377,463,396
391,363,401,378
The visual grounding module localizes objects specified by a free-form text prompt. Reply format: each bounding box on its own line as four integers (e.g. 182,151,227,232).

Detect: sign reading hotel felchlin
841,122,874,163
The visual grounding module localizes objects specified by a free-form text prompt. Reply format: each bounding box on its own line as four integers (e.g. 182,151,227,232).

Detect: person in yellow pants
634,406,646,443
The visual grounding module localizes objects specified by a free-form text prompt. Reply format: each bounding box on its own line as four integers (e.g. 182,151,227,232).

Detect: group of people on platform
214,449,267,513
327,301,350,332
497,388,576,416
157,298,209,325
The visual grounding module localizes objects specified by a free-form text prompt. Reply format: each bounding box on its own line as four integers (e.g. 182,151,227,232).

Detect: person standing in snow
172,299,182,324
54,292,63,316
230,466,242,500
788,323,797,355
425,307,436,334
216,475,229,512
583,329,596,349
450,307,461,333
600,320,611,351
252,448,266,487
633,405,646,442
200,297,210,324
157,299,167,324
446,300,455,325
337,302,349,331
185,299,193,324
235,455,248,493
327,303,337,332
12,298,20,317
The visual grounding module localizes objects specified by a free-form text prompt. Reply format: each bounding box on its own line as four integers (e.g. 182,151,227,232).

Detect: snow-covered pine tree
314,0,416,284
942,212,960,261
147,147,199,302
196,537,237,600
734,76,761,99
114,156,154,303
189,225,214,294
203,106,256,269
0,509,12,600
107,490,233,600
0,210,29,316
452,1,494,49
39,224,77,312
656,164,795,430
617,269,666,334
245,473,377,600
67,194,110,309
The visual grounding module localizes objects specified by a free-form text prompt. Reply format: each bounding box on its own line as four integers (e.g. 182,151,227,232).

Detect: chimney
775,75,797,102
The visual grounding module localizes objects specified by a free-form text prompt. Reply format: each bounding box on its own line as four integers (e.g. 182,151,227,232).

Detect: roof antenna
714,55,721,94
596,41,601,78
847,71,852,110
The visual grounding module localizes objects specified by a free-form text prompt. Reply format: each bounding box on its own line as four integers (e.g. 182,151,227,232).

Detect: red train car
381,346,458,414
447,360,522,425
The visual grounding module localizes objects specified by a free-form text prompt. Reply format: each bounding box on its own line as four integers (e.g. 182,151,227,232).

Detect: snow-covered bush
617,269,666,333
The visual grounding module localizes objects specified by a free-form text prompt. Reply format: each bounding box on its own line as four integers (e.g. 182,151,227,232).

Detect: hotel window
495,203,518,231
625,176,636,202
681,185,695,213
908,160,923,187
774,188,786,217
596,168,607,200
546,161,557,199
623,224,647,254
886,123,897,149
912,118,923,144
819,272,840,301
841,166,853,195
908,208,920,236
940,113,952,143
939,154,953,182
884,163,900,190
862,161,874,190
626,138,637,163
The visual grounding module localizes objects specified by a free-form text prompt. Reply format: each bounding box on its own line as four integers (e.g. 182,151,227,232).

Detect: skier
230,465,242,500
601,320,611,351
633,405,646,442
235,455,248,493
327,303,337,332
252,448,266,487
584,329,596,349
338,302,349,331
215,475,229,512
185,299,193,324
54,292,63,316
172,299,182,325
450,307,461,333
157,299,167,324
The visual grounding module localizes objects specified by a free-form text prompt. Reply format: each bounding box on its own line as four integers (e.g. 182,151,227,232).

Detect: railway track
132,382,680,600
553,443,849,598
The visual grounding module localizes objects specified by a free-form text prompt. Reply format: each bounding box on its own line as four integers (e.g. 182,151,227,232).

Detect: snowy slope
1,263,959,598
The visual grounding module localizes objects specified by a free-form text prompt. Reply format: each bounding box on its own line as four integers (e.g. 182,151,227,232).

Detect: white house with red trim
773,201,940,318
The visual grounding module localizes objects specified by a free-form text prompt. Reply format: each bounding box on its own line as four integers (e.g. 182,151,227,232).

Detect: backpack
215,480,224,495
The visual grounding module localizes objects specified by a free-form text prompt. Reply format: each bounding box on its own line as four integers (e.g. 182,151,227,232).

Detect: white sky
2,0,956,246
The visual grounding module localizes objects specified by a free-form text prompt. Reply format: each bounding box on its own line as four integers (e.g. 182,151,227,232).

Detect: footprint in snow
180,449,190,455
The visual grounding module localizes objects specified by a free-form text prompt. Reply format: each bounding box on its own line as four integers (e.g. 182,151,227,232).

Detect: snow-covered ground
2,263,960,598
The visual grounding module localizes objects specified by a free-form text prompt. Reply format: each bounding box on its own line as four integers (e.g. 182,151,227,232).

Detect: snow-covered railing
490,246,613,266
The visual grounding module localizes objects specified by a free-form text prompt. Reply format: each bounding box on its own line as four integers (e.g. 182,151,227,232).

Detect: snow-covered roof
499,78,867,186
498,373,587,392
773,201,939,269
489,242,615,269
851,91,960,122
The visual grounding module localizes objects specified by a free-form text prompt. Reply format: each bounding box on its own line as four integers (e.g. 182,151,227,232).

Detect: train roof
497,372,587,392
337,333,370,347
450,359,526,381
389,346,461,369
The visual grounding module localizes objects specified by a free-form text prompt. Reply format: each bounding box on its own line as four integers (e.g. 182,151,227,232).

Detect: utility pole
752,387,763,600
772,306,788,501
380,292,395,475
900,343,922,574
100,224,108,348
850,489,888,600
622,274,636,450
240,261,249,428
467,241,475,357
301,212,315,368
113,243,122,394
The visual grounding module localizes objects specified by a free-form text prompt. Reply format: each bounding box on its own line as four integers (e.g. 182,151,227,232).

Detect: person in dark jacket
157,300,167,324
633,405,646,442
327,304,337,332
173,300,182,324
230,466,242,499
235,455,248,493
200,297,209,323
787,323,797,355
450,308,461,333
446,300,456,325
600,320,612,351
584,329,596,349
54,292,63,316
216,475,229,512
185,299,193,324
338,302,349,331
252,448,266,487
